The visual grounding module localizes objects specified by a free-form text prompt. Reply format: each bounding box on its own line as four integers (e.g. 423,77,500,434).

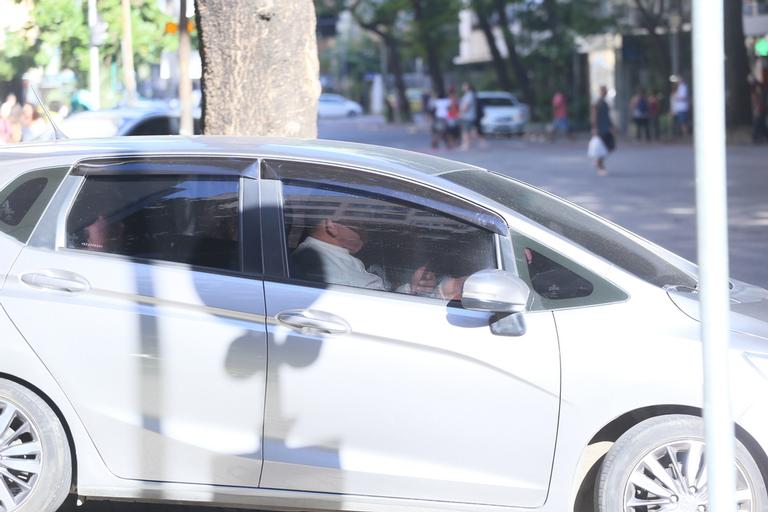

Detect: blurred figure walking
751,78,767,144
671,77,690,137
429,91,451,149
590,86,615,176
550,90,569,141
460,82,480,150
648,91,661,140
629,89,650,141
446,86,461,148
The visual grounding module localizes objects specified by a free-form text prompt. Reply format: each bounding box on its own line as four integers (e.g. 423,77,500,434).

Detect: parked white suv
478,91,530,136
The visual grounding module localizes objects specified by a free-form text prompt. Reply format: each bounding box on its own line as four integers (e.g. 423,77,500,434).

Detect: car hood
667,279,768,339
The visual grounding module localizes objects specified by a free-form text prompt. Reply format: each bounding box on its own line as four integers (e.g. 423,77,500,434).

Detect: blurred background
0,0,766,142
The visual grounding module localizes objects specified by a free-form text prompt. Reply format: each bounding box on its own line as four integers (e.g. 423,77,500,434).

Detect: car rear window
66,174,242,272
0,167,68,243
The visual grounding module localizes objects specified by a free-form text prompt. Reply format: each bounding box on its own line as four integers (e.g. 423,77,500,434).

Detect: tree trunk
493,0,535,106
195,0,320,137
724,0,753,127
472,0,512,91
633,0,672,83
411,0,445,97
385,35,413,123
121,0,137,105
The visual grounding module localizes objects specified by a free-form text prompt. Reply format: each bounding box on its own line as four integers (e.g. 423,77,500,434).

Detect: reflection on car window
282,182,496,301
0,167,68,243
513,234,627,311
444,169,697,289
66,175,240,272
524,247,593,300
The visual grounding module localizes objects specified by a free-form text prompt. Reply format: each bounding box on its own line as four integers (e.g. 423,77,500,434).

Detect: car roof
0,136,484,180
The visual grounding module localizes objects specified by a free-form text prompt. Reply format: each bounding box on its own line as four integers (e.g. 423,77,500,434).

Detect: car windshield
480,97,515,106
443,170,697,289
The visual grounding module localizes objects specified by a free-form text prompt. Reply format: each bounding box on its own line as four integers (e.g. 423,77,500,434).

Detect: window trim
59,166,255,277
266,173,504,304
261,158,509,237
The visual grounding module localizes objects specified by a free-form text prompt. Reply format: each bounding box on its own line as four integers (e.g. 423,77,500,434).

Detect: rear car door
2,156,268,487
258,160,561,508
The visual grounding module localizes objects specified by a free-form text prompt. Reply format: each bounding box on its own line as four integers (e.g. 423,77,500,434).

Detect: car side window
281,181,497,302
0,167,68,243
66,175,241,272
512,234,628,311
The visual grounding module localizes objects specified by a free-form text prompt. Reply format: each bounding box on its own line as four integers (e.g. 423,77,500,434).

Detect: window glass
263,159,507,235
513,234,628,311
66,175,240,272
282,182,496,302
0,167,68,243
444,169,697,289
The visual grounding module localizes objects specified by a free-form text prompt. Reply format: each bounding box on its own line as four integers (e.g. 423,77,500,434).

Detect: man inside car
289,216,455,297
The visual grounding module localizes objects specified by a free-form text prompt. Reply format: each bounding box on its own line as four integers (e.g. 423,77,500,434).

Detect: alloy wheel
0,400,43,512
624,439,753,511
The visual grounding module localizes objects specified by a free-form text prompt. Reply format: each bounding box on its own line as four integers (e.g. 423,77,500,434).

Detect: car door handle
276,309,350,335
20,271,90,293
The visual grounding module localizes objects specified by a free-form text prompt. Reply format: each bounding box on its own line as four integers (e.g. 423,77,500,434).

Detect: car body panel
260,281,560,507
3,243,269,487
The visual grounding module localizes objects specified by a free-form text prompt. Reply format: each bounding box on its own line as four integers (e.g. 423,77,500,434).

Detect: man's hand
410,265,437,296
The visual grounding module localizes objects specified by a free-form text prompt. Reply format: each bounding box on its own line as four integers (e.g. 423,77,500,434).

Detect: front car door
258,160,561,508
1,156,268,487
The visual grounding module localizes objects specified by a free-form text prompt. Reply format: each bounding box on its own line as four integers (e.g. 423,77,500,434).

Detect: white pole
87,0,100,110
693,0,735,511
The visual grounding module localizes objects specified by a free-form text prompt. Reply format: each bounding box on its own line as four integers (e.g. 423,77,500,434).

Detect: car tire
596,414,768,512
0,379,72,512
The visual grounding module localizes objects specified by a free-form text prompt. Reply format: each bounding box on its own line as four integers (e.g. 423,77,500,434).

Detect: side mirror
461,269,530,314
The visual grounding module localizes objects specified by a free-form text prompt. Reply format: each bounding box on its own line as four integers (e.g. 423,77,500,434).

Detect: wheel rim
0,400,42,512
623,439,753,511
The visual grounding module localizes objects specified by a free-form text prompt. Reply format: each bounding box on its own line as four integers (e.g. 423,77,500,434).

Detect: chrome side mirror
461,269,530,314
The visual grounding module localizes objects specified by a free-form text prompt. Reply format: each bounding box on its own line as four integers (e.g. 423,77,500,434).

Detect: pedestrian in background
671,77,690,137
446,86,461,148
429,91,451,149
460,82,479,150
0,102,12,144
629,88,650,141
648,91,661,140
550,90,569,141
750,77,767,144
590,85,615,176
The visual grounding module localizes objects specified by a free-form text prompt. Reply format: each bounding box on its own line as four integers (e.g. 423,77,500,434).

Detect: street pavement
56,116,767,512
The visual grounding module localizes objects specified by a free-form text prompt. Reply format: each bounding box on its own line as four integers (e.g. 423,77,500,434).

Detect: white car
318,93,363,118
60,108,200,138
478,91,530,136
1,137,768,512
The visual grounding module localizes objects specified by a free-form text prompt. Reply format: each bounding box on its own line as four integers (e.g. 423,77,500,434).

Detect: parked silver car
477,91,530,136
0,137,767,512
60,107,201,139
